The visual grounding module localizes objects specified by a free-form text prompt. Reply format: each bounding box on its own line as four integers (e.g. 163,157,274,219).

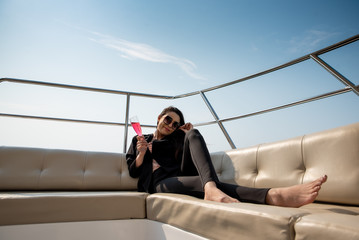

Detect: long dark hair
158,106,185,161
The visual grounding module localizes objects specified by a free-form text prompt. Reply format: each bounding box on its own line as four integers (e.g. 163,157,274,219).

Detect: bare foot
266,175,328,207
204,181,240,203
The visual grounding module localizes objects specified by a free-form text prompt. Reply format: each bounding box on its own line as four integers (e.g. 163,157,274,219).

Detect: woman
126,106,327,207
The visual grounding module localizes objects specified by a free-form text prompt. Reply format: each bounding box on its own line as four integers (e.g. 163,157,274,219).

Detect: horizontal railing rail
1,34,358,152
0,78,173,99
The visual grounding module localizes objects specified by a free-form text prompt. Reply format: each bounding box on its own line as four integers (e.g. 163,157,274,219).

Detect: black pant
154,129,269,204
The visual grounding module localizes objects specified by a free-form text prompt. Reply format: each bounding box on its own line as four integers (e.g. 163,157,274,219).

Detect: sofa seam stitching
300,135,306,184
119,154,122,188
82,152,88,190
254,144,260,188
220,152,224,177
37,150,47,189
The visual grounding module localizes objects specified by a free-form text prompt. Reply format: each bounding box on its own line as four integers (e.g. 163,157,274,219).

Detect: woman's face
157,111,181,137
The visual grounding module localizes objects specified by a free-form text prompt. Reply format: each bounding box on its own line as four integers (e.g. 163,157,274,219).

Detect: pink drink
131,122,142,136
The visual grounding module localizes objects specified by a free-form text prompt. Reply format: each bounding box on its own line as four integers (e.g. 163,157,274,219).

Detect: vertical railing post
199,91,236,149
310,54,359,96
123,93,131,153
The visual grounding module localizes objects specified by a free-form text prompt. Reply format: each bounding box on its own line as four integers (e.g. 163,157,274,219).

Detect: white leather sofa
1,122,359,240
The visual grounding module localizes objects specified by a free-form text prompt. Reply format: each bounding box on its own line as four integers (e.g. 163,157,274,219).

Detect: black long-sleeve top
126,134,181,193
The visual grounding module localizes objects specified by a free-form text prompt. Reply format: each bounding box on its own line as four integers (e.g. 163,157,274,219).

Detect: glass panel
172,95,214,124
129,94,214,126
205,60,345,120
0,118,124,153
320,41,359,85
196,124,232,152
0,82,127,122
223,92,359,149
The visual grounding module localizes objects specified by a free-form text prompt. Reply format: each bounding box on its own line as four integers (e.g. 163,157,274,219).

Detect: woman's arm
126,135,148,178
134,136,148,167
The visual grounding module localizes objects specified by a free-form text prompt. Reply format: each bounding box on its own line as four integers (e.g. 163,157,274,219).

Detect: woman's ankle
204,181,217,191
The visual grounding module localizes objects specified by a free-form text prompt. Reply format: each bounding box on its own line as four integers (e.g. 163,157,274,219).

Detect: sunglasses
163,115,181,129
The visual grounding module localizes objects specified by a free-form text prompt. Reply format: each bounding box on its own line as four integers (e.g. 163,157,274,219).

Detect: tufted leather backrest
1,122,358,205
211,122,359,205
0,147,137,190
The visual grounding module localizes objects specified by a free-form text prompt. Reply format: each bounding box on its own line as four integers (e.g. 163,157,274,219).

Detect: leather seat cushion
0,191,148,226
147,193,308,240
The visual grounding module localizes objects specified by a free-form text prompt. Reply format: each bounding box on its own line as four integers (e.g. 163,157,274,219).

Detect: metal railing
1,34,358,152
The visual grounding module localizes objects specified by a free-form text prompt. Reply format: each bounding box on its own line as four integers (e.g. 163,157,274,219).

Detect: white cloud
251,43,259,52
90,32,206,80
288,30,338,54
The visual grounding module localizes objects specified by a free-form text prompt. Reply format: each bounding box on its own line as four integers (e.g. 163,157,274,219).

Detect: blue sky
0,0,358,152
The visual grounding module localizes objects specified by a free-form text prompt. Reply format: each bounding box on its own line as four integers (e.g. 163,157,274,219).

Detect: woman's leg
176,129,328,207
216,182,269,204
154,176,205,198
154,175,269,204
180,129,268,203
180,129,218,184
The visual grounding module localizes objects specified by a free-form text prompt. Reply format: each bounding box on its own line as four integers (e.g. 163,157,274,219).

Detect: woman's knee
185,129,202,141
155,177,182,193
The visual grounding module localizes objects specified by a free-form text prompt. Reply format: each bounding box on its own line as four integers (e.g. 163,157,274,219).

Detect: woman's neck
154,130,165,140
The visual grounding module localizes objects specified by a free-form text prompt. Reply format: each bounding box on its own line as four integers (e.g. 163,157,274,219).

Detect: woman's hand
148,142,153,153
179,123,193,134
136,136,148,154
135,136,148,168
